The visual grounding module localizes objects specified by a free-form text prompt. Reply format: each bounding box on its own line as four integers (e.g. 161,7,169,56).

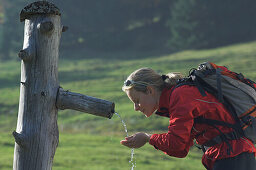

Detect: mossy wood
13,1,114,170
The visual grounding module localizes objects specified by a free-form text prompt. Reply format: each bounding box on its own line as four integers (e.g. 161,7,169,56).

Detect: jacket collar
155,87,174,118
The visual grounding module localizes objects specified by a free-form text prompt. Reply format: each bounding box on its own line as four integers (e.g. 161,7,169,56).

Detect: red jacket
149,86,256,170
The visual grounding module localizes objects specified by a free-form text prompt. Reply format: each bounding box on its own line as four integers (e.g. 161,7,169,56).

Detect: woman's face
126,87,159,117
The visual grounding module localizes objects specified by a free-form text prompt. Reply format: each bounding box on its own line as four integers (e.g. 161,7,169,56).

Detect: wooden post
13,1,114,170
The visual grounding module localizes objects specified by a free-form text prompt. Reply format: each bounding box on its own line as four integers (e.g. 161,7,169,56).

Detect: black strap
203,131,240,147
194,116,243,155
194,116,239,130
191,75,207,97
174,78,195,89
169,78,196,99
216,69,224,103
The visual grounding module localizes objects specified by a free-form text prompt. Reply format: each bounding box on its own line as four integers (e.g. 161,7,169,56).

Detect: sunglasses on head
123,80,147,87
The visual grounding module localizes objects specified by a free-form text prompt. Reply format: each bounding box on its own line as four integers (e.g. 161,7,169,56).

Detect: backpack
176,62,256,151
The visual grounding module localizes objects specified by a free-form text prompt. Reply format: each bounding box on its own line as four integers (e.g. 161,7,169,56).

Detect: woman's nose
134,103,140,111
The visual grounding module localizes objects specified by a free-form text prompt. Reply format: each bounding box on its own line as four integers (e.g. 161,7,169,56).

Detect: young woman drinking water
120,67,256,170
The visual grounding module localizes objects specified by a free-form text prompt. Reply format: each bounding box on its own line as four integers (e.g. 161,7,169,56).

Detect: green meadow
0,132,203,170
0,41,256,169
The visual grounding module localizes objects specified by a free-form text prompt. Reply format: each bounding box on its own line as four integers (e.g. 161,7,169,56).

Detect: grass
0,132,204,170
0,41,256,169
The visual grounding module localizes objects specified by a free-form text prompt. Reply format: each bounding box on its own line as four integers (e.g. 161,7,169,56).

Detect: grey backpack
176,62,256,152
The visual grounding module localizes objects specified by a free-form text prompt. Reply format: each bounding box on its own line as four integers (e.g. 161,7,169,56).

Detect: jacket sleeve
149,86,202,158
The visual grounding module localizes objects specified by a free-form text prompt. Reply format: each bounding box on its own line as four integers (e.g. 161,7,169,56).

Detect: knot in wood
41,91,46,96
18,49,30,61
38,21,54,33
20,1,61,22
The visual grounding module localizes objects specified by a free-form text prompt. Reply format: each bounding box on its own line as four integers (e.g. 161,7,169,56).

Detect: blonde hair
122,68,183,93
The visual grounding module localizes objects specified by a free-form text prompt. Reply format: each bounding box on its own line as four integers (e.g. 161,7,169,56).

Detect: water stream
115,112,136,170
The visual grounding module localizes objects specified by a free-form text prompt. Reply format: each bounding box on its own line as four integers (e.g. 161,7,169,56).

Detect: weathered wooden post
13,1,115,170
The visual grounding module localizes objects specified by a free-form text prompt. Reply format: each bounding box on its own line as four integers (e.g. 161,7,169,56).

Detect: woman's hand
120,132,151,148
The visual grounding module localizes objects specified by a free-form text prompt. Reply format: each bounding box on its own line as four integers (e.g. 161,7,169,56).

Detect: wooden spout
56,88,115,119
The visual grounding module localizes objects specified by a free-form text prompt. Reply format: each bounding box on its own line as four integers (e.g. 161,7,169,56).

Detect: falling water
115,112,136,170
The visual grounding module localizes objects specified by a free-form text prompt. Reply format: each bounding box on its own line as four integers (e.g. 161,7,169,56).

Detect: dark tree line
56,0,173,51
0,0,256,60
168,0,256,50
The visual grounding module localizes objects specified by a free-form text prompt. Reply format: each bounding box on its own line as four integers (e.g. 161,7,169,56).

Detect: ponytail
163,72,184,88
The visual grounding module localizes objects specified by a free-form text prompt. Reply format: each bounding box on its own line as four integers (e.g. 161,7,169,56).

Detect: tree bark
13,2,61,170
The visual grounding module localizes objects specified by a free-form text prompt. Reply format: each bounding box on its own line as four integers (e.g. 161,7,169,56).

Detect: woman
120,67,256,170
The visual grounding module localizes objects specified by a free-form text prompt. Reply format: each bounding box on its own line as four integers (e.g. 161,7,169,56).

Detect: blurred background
0,0,255,169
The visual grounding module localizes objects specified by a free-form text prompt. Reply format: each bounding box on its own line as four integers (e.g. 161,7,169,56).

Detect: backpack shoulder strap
171,77,208,96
